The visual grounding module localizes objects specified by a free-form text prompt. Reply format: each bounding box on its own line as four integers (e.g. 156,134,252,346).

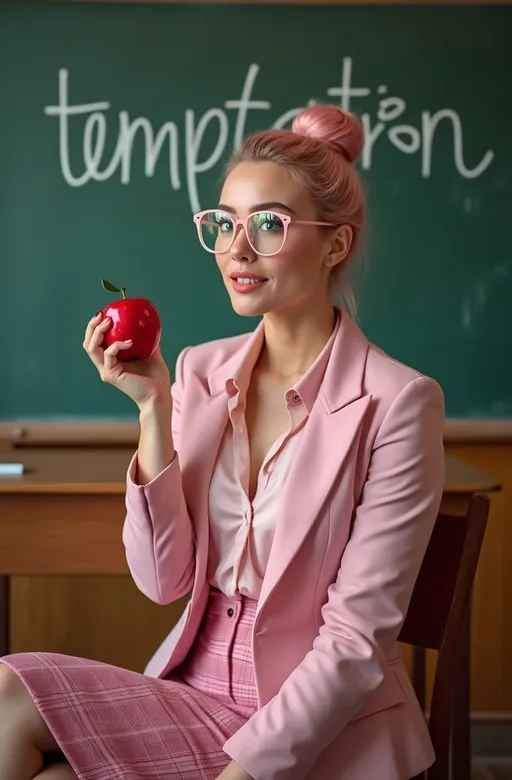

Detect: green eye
253,212,284,232
212,211,233,233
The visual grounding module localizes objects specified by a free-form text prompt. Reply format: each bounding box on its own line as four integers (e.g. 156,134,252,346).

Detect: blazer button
227,608,234,617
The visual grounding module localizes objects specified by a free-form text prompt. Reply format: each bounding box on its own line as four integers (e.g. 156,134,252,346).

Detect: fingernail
94,310,102,319
102,316,111,324
124,339,132,344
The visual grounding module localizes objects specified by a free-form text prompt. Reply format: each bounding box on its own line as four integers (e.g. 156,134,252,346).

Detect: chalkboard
1,1,510,421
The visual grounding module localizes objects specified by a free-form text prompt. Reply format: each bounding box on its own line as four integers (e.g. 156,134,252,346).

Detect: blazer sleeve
121,345,195,605
223,375,445,780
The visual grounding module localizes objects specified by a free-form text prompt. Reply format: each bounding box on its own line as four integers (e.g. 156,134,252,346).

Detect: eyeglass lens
199,210,286,254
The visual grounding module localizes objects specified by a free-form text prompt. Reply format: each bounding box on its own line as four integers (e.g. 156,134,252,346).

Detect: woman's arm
122,346,196,605
136,396,175,486
223,375,445,780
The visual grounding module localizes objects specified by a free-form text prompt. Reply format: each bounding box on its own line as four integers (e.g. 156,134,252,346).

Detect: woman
0,104,445,780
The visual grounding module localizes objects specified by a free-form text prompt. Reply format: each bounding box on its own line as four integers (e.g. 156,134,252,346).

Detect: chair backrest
398,493,490,778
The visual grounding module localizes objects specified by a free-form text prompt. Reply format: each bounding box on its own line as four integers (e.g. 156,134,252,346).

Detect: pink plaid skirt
1,588,259,780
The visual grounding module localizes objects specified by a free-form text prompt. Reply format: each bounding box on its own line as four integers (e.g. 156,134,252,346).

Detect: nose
230,224,256,263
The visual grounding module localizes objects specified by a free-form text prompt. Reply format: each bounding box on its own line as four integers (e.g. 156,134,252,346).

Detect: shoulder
364,340,445,427
365,341,428,392
341,313,444,409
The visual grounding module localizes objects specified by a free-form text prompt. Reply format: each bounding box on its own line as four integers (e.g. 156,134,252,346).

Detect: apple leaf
101,279,121,293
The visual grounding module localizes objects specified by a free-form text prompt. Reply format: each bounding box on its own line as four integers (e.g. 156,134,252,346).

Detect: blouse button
227,608,234,617
292,394,300,402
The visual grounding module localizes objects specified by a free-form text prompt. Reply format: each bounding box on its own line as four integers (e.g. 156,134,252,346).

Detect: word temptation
44,59,495,213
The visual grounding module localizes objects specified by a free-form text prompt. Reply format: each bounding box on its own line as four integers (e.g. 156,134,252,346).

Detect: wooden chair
398,493,490,780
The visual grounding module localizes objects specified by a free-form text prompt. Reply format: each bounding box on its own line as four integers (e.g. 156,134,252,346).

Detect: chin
228,292,272,319
223,279,271,318
230,299,267,318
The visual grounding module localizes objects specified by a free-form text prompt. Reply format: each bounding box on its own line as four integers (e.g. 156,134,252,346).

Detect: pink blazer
123,312,445,780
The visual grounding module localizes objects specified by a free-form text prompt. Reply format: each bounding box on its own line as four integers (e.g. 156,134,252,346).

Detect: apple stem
121,288,127,299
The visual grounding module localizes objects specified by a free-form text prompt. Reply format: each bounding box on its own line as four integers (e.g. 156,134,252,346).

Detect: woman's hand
83,311,171,410
215,760,255,780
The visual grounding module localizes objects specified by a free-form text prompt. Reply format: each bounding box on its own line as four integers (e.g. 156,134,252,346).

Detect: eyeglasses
193,209,336,257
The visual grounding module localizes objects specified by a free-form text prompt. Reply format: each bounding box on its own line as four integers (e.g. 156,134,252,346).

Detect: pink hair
226,104,366,316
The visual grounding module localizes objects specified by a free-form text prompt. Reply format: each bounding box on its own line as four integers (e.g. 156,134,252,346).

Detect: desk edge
1,418,512,446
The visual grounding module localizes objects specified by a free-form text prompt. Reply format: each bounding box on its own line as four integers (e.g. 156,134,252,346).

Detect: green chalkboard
1,2,510,421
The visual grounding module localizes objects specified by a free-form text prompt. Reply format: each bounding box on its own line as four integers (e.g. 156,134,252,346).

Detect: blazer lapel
181,320,266,590
257,394,371,611
257,313,373,613
180,384,228,589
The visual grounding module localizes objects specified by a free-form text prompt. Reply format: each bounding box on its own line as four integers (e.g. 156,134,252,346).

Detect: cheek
271,236,323,280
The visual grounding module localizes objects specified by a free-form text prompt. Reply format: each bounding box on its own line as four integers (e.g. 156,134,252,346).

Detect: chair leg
411,647,427,779
451,614,471,780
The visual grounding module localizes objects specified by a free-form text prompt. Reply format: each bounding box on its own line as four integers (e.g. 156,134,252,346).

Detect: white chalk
0,463,24,476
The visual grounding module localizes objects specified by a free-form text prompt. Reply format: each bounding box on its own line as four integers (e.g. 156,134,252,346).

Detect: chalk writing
44,59,495,213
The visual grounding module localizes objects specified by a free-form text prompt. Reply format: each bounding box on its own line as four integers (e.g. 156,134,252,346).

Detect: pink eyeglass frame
193,209,336,257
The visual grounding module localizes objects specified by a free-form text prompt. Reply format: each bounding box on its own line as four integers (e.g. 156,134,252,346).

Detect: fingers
83,311,103,349
103,339,133,376
83,315,113,371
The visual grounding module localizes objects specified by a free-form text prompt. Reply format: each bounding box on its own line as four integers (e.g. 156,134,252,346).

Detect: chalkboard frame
21,0,512,6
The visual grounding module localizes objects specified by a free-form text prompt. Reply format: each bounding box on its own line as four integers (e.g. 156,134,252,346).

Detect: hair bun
292,104,364,164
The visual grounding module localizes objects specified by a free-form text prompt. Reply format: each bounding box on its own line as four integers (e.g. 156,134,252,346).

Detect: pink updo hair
226,103,366,316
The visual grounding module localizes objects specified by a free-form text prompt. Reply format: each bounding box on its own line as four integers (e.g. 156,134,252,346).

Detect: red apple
100,279,161,362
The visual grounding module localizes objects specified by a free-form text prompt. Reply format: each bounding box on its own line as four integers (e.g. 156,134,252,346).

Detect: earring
325,257,333,265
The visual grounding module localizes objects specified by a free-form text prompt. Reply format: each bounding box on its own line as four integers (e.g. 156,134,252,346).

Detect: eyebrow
217,201,298,216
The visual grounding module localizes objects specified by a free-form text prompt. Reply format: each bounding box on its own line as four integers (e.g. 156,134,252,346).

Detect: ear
324,224,353,268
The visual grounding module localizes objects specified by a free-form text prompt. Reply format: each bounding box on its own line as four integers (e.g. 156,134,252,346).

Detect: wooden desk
0,447,500,578
0,447,501,780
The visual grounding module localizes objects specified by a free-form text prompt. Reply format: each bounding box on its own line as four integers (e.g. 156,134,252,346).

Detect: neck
259,298,338,380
